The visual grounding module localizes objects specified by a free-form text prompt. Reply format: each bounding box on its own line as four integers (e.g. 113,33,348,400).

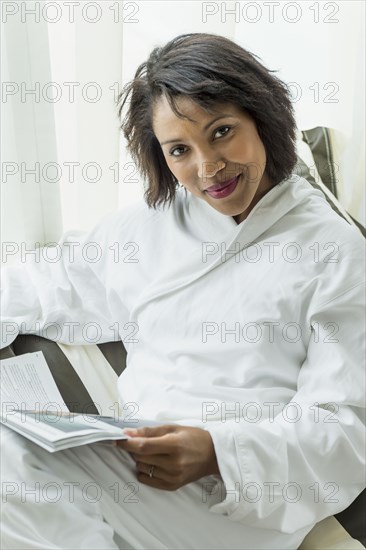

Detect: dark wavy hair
118,33,297,208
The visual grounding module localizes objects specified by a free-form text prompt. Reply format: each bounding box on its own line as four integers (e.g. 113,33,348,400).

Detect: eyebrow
160,114,235,146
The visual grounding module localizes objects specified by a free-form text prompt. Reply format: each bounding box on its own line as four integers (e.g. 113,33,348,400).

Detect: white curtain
1,0,365,263
1,11,63,250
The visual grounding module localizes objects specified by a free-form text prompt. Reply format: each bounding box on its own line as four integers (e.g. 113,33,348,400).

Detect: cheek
231,133,261,162
166,160,192,184
253,133,266,162
255,144,266,171
240,138,266,182
164,158,180,180
259,143,267,173
247,135,266,169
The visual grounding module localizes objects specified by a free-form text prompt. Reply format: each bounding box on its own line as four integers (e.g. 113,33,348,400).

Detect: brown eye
213,126,231,139
170,146,187,157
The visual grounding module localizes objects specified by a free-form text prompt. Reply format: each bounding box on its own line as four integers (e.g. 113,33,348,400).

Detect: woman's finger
130,453,174,469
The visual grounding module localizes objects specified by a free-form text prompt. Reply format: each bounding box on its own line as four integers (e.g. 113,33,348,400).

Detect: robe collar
185,174,310,246
129,176,322,322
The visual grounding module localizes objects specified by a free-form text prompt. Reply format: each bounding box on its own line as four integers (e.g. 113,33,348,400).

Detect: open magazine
0,351,160,452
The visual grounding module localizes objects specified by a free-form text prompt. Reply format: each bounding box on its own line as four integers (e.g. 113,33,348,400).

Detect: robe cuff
203,421,247,518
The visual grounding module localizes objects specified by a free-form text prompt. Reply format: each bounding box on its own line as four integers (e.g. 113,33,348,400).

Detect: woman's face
152,95,274,224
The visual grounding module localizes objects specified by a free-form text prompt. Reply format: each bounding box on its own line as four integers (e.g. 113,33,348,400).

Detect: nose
197,158,226,182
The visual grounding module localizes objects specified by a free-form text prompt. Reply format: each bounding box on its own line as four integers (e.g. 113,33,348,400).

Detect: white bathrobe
1,175,365,548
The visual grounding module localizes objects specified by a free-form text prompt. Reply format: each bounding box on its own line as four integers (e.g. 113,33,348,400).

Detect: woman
1,33,365,549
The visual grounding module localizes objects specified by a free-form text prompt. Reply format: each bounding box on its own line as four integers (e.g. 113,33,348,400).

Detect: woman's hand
116,424,220,491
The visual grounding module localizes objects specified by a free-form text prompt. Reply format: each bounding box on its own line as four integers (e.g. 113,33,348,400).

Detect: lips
205,176,240,192
204,174,241,199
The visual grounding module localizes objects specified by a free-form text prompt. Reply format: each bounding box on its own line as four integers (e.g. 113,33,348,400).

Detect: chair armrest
299,516,366,550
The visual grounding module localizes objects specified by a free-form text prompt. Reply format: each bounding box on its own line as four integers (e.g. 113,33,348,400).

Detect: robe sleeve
204,280,366,533
1,214,124,349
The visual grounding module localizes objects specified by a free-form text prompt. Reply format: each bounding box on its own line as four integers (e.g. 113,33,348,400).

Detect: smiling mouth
204,175,241,192
204,175,241,199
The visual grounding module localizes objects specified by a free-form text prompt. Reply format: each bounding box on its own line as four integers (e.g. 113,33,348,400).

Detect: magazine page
6,411,124,442
0,351,69,415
